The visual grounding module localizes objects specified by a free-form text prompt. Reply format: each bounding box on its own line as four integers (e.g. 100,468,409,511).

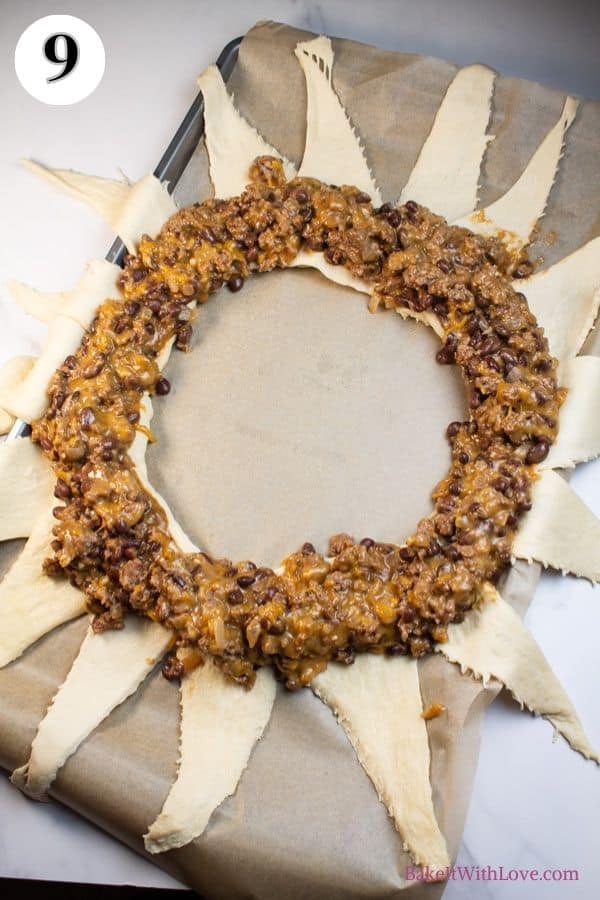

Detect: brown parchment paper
1,20,599,900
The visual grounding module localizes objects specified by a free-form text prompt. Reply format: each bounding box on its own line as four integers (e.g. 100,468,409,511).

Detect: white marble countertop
1,1,599,897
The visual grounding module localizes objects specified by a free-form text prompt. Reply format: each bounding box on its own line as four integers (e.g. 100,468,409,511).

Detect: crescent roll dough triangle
543,356,600,469
8,259,122,330
11,618,171,800
517,236,600,367
513,470,600,582
440,588,599,762
0,504,86,668
398,64,495,221
294,36,381,204
4,316,84,423
0,438,53,541
22,161,177,254
454,97,578,250
144,661,276,853
7,281,64,325
312,655,450,873
197,64,295,198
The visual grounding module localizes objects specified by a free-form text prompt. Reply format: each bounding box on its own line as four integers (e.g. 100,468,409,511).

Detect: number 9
44,33,79,83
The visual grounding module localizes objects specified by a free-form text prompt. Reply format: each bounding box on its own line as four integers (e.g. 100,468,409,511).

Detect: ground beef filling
32,156,564,690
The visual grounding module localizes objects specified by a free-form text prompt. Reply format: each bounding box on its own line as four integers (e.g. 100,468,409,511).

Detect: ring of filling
32,156,564,689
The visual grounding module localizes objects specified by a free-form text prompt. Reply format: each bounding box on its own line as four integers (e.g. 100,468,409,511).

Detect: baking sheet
1,19,599,899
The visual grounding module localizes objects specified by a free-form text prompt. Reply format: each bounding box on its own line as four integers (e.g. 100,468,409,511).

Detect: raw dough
398,64,495,221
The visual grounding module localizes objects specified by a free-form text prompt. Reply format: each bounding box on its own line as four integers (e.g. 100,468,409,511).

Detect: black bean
436,346,455,365
437,258,452,274
125,301,140,316
493,476,510,494
54,478,71,500
162,657,184,681
387,643,408,656
526,439,550,465
227,276,244,292
295,190,308,204
360,537,375,548
301,542,316,555
155,376,171,396
228,588,244,605
480,335,500,356
127,410,140,424
237,574,256,589
446,421,462,440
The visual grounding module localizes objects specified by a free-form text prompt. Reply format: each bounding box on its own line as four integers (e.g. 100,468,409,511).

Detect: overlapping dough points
198,64,295,198
11,618,171,800
543,356,600,469
8,259,122,331
312,656,450,872
4,316,84,422
398,64,495,221
22,158,130,217
513,470,600,582
0,438,53,540
117,175,178,254
517,237,600,367
454,97,578,250
440,589,599,762
144,662,276,853
0,504,86,668
294,37,381,204
22,160,177,254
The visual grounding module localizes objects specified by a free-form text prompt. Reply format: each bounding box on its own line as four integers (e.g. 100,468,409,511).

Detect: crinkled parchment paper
1,20,599,900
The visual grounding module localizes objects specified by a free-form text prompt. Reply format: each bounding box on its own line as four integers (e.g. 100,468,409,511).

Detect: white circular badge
15,15,105,105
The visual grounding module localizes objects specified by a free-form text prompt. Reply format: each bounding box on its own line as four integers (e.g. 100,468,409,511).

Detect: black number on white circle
44,33,79,83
